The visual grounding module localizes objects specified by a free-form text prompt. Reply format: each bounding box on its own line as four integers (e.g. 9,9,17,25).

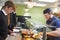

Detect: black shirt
0,11,8,39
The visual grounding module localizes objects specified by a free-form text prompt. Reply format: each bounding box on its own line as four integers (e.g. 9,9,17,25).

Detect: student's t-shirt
46,17,60,40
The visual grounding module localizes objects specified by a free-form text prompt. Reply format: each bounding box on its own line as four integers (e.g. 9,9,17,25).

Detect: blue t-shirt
46,16,60,40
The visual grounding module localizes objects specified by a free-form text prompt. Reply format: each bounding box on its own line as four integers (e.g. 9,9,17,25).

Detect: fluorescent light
39,0,58,2
24,2,47,7
24,13,30,16
34,3,47,7
24,9,29,12
24,2,29,4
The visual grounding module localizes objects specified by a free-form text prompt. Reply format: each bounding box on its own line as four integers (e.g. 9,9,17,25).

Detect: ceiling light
24,13,30,16
24,2,47,7
39,0,58,2
34,3,47,7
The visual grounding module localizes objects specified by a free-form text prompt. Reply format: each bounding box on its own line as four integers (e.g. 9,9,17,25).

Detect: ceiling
12,0,58,4
0,0,60,12
11,0,60,7
0,0,60,7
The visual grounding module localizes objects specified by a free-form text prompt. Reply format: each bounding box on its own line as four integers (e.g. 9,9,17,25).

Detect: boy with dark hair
43,8,60,40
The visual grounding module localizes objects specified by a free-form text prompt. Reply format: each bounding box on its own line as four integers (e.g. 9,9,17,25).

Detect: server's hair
43,8,52,14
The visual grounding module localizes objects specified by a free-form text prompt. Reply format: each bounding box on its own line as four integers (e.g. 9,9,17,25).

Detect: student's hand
8,30,13,33
10,33,17,36
10,33,14,36
13,26,16,29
